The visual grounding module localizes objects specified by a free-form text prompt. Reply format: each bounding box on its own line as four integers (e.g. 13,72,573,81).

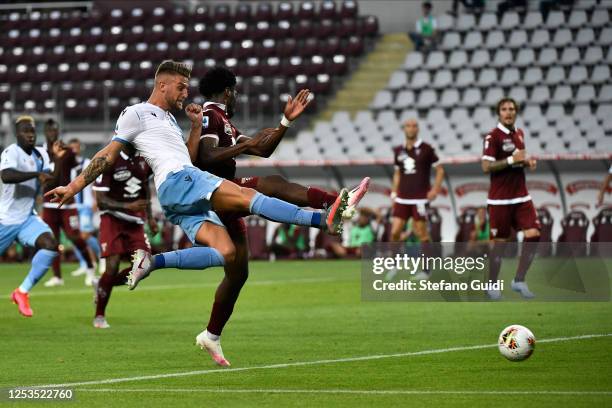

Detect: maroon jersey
197,102,246,180
393,140,439,202
482,123,530,204
43,145,79,208
92,151,151,223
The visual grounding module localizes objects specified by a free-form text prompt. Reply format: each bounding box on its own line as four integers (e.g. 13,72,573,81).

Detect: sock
515,236,540,282
52,256,61,278
73,246,87,269
207,301,235,337
86,236,101,258
249,192,323,228
488,243,504,281
153,247,225,270
206,330,220,341
307,187,338,209
19,249,58,292
95,267,131,316
73,238,94,268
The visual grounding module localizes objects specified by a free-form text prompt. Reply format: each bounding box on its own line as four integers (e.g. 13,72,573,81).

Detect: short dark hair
496,97,519,115
68,138,80,144
423,2,432,9
155,60,192,79
199,66,236,99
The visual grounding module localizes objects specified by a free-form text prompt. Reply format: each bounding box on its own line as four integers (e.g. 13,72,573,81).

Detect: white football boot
70,266,87,277
93,316,110,329
511,280,535,299
43,276,64,287
127,249,153,290
195,330,231,367
84,268,96,286
343,177,371,219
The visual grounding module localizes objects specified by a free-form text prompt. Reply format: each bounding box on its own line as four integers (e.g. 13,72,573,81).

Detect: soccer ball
498,325,536,361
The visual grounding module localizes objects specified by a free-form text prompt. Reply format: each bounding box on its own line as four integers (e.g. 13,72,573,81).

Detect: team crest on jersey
224,122,233,136
113,169,132,181
202,116,209,128
502,139,516,152
491,228,498,237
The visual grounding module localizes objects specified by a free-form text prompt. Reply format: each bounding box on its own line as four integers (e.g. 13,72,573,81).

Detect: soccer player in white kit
1,116,61,317
46,60,362,365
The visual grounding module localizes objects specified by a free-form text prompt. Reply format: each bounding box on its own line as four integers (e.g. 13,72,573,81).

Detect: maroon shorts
42,207,80,236
391,201,428,221
488,200,540,239
99,214,150,258
216,176,261,240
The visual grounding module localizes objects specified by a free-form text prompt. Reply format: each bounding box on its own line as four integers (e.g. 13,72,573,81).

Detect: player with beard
190,67,370,366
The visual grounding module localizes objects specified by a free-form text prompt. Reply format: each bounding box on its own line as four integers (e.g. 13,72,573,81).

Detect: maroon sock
206,301,236,336
73,238,94,268
488,244,504,281
52,256,61,278
113,267,130,286
95,267,130,317
306,187,338,209
515,236,540,282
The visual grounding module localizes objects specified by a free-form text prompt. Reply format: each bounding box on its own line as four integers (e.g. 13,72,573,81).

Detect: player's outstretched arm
185,103,204,163
482,150,526,174
45,140,123,207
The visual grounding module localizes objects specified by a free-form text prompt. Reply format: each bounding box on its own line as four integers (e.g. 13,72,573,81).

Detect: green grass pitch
0,260,610,407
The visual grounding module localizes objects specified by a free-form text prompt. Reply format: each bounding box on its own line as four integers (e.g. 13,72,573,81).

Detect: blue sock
249,192,322,228
152,247,225,270
19,249,58,292
73,246,87,269
86,236,101,258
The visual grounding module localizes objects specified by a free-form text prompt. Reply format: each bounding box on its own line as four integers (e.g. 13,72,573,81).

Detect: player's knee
217,243,237,265
260,175,287,195
36,233,58,251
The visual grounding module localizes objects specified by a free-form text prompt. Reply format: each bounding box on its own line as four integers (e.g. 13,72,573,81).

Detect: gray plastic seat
551,85,572,104
399,109,419,122
450,108,469,124
479,13,497,31
607,47,612,63
462,88,482,107
370,90,392,109
410,70,430,89
536,48,557,67
591,65,611,84
575,85,596,103
387,71,408,90
523,11,544,30
491,49,513,68
403,52,424,71
568,66,588,85
567,10,588,28
546,105,565,121
416,89,437,109
439,89,460,108
484,87,504,106
523,105,543,122
531,85,551,104
484,30,505,50
473,106,495,123
463,32,483,50
523,67,543,86
552,29,573,48
477,68,497,87
566,137,590,154
447,50,468,69
509,86,528,104
469,49,489,68
546,11,565,29
354,110,374,126
508,30,528,49
432,69,453,89
500,11,520,29
575,28,595,47
598,27,612,45
456,13,476,31
595,103,612,120
437,14,454,31
530,29,551,48
598,85,612,103
560,47,580,66
544,66,565,85
591,9,610,27
584,46,603,65
514,48,535,67
426,51,446,70
455,68,475,88
441,32,461,51
499,67,520,86
395,90,415,109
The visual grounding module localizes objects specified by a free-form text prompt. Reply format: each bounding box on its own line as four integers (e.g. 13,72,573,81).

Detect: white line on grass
32,333,612,389
0,277,343,299
75,388,612,396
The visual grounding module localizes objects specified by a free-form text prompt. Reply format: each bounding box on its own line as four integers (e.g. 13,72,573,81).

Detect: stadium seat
447,50,468,70
491,49,512,68
370,90,392,110
469,49,489,69
395,90,415,109
523,11,544,30
575,84,596,103
544,66,565,85
514,48,535,67
552,29,573,48
500,11,519,29
403,52,424,71
584,46,603,65
530,29,550,48
551,85,572,104
568,66,588,85
523,67,543,86
591,65,611,84
478,13,497,31
546,11,565,29
456,14,476,32
484,87,504,106
595,103,612,120
508,30,528,49
546,105,565,122
477,68,497,87
590,8,610,27
484,30,504,50
439,89,460,108
416,90,437,109
425,51,445,70
509,86,528,104
598,85,612,103
455,68,475,88
536,48,557,67
463,32,483,50
432,69,452,89
560,47,580,66
462,88,481,107
531,85,551,104
436,14,454,31
441,32,461,51
409,70,430,89
597,27,612,45
499,67,520,87
575,27,596,47
387,71,407,90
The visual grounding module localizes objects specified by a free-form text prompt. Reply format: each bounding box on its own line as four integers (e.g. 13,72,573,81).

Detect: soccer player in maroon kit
390,118,444,280
189,67,369,365
41,119,96,287
91,146,156,328
482,98,539,299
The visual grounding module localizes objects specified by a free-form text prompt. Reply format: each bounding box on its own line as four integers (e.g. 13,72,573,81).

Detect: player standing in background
41,120,96,287
482,97,540,299
92,146,156,329
390,118,444,280
190,67,370,366
596,165,611,206
45,61,357,360
1,116,59,317
68,138,102,278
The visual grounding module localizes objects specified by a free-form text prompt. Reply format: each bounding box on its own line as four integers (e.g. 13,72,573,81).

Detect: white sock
205,330,220,341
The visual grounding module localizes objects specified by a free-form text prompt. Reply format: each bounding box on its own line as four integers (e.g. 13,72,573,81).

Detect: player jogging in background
68,138,102,278
389,118,444,280
1,116,60,317
91,146,156,329
190,66,370,366
41,119,96,287
482,97,540,299
45,60,364,361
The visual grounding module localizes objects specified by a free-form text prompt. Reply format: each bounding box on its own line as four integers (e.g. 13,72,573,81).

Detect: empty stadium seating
0,1,378,120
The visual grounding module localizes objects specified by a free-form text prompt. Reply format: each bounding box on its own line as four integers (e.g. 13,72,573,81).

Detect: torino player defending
190,67,369,365
1,116,60,317
42,119,96,287
482,98,540,299
390,118,444,280
45,61,355,351
92,146,156,329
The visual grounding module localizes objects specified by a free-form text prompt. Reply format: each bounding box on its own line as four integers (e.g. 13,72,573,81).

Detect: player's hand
44,184,77,208
527,158,537,171
185,103,203,127
148,218,159,235
512,149,526,164
37,172,54,185
283,89,312,121
52,141,67,159
125,199,148,212
426,188,438,202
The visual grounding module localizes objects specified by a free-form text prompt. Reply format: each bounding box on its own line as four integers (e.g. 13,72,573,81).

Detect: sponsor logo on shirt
502,139,516,152
113,169,132,182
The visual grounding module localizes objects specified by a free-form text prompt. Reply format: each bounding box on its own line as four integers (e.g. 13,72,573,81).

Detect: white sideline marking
0,277,342,299
75,388,612,396
33,333,612,389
